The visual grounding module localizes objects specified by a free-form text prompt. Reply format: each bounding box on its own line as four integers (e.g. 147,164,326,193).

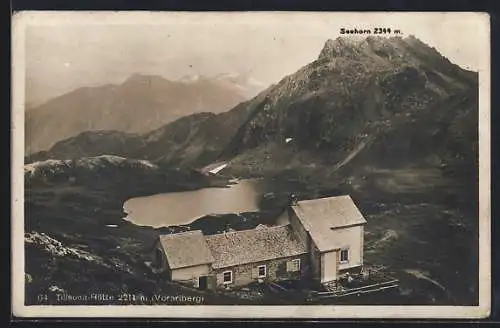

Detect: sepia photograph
12,11,490,318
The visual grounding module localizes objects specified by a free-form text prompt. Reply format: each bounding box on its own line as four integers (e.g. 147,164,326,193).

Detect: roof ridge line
159,229,203,238
295,194,352,204
205,224,290,239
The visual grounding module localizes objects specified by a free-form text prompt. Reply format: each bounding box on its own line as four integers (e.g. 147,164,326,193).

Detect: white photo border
11,11,491,319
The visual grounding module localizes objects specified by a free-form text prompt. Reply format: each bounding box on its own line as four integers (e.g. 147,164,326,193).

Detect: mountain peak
179,74,207,84
317,35,421,62
318,37,363,60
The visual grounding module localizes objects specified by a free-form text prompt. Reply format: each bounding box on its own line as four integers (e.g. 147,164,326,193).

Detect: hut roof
291,195,367,252
205,225,307,269
159,230,214,269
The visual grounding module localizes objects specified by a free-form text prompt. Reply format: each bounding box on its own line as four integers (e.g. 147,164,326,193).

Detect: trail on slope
331,137,373,172
404,269,447,292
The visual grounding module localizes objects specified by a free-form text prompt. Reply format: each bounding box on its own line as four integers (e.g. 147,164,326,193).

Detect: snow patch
180,74,203,83
24,155,158,178
209,163,228,175
92,155,127,164
24,159,71,177
138,159,157,169
48,285,65,293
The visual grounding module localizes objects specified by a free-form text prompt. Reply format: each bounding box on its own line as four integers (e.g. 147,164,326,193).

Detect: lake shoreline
122,178,265,229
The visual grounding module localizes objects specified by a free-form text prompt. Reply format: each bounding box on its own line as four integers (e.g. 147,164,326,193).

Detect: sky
21,12,490,107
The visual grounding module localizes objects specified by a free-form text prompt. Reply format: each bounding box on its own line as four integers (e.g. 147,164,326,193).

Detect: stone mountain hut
152,195,367,290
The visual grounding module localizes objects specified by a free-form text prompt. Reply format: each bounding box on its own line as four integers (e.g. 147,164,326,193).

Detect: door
198,276,208,290
321,251,338,283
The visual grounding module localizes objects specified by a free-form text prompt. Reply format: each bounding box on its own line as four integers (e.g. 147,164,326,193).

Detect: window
222,270,233,284
286,259,301,272
258,265,267,278
340,249,349,263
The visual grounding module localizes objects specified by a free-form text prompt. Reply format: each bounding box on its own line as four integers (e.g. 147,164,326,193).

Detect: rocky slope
221,36,477,176
25,155,156,181
26,133,144,165
25,73,259,154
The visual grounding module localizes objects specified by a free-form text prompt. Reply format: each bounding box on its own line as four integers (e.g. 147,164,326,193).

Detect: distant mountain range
181,73,268,99
25,73,267,154
26,89,267,166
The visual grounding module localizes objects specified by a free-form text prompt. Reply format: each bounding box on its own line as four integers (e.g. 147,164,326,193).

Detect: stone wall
212,254,309,288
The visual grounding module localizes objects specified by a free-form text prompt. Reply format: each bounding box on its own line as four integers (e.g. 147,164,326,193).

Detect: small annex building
152,195,367,289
